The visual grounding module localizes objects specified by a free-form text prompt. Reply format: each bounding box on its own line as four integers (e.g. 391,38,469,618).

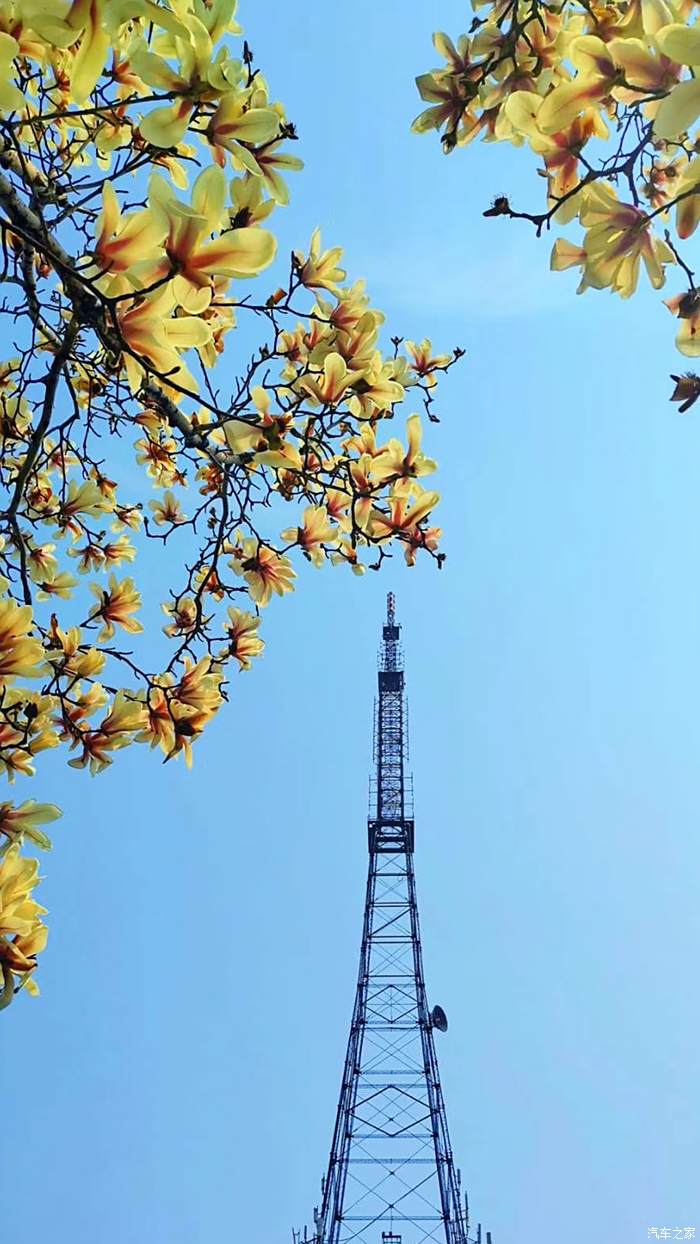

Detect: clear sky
5,3,700,1243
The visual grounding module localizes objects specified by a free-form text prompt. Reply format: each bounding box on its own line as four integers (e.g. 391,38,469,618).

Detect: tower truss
297,595,491,1244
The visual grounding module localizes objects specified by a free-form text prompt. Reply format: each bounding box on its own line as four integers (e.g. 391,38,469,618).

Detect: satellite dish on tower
431,1005,448,1032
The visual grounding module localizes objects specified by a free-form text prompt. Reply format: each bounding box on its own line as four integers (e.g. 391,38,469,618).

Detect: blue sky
5,3,700,1243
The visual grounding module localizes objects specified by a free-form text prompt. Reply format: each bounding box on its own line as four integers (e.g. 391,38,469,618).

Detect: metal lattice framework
296,596,491,1244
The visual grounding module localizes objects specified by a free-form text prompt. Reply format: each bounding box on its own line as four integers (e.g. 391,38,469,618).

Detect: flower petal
653,77,700,138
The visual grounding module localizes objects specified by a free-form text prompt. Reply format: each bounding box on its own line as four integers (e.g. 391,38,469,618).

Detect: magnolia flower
148,167,276,313
89,574,143,641
0,33,25,113
225,608,264,669
281,505,336,566
68,692,147,774
348,455,378,532
37,572,78,601
250,141,303,205
300,352,365,406
137,660,222,766
372,415,437,484
229,539,296,606
90,182,167,294
116,287,212,394
129,6,238,146
405,339,452,385
0,843,47,1007
0,800,61,850
24,0,110,102
57,479,112,527
27,543,58,584
162,597,199,638
370,484,441,544
412,33,483,140
331,540,367,575
0,598,44,684
505,92,609,218
665,289,700,356
296,229,346,294
347,355,405,419
324,488,352,531
671,157,700,238
578,182,675,297
148,491,187,527
403,524,442,567
654,23,700,138
229,174,276,228
207,96,280,167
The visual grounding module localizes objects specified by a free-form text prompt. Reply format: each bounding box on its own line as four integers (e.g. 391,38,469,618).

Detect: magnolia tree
0,0,460,1009
414,0,700,407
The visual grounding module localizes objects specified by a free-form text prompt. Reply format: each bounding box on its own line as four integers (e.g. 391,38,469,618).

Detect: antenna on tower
386,590,396,626
431,1004,449,1032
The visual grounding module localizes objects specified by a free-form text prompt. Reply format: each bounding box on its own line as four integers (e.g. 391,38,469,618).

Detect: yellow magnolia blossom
536,35,677,135
347,354,405,419
91,182,167,294
325,487,352,531
281,505,337,566
117,287,212,394
149,167,276,313
665,290,700,356
207,95,281,167
300,352,365,406
225,608,264,669
24,0,111,102
0,33,24,112
67,691,147,774
229,538,296,606
373,415,437,484
129,6,237,146
370,484,441,545
27,543,58,584
230,174,276,227
405,339,453,386
654,23,700,138
505,92,609,218
671,157,700,239
297,229,346,294
0,800,61,850
331,539,367,575
413,31,485,144
251,142,303,204
349,454,380,532
89,575,143,641
163,658,225,766
36,572,78,601
579,182,674,296
0,843,47,1007
148,491,188,526
57,479,113,528
0,598,44,684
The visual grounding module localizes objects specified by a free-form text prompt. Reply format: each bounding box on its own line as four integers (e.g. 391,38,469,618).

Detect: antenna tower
298,594,491,1244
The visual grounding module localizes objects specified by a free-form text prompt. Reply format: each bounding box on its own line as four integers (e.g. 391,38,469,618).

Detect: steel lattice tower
296,594,491,1244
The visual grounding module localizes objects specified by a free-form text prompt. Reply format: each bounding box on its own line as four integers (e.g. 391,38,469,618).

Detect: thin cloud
361,235,575,319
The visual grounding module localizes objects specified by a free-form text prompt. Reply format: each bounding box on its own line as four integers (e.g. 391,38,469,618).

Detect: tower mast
303,594,489,1244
